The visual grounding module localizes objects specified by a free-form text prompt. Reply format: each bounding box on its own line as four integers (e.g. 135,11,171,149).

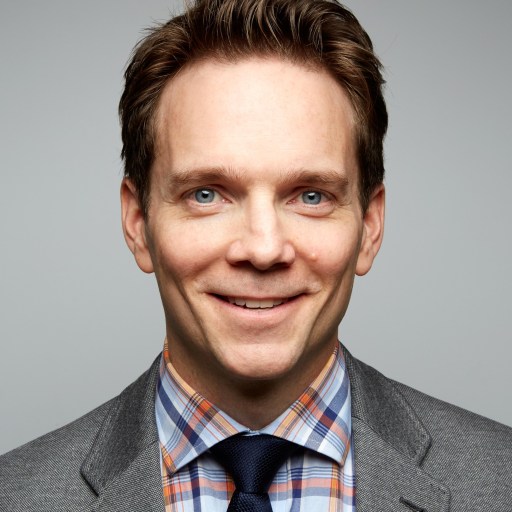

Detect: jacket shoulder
394,379,512,466
393,378,512,508
345,349,512,457
345,350,512,509
0,399,112,510
0,360,159,512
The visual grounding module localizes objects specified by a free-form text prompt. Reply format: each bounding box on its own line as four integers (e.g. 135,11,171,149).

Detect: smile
226,297,287,309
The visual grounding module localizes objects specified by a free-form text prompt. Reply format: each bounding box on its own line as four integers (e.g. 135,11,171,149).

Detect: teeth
226,297,286,308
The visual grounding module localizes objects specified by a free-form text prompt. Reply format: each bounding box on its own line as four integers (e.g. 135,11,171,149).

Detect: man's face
122,58,384,400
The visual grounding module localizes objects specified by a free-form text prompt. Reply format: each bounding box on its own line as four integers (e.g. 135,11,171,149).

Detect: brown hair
119,0,387,215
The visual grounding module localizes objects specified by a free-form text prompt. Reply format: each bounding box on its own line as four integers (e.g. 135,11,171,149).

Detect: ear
356,184,385,276
120,178,154,274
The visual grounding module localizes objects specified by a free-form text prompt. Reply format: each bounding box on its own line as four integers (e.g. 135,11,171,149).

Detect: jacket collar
342,345,451,512
342,345,431,464
81,356,164,512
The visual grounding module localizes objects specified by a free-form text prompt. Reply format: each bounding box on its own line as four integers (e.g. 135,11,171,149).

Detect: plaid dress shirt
155,340,356,511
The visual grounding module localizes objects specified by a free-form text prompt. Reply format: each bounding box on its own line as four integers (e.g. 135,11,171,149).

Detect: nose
226,198,296,271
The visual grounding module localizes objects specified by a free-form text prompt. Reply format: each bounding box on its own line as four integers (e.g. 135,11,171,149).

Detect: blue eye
301,191,323,205
194,188,216,203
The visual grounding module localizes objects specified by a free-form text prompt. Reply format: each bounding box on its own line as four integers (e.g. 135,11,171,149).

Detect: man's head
120,0,386,425
119,0,387,217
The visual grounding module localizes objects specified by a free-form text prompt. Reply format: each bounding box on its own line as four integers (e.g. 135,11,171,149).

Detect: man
1,0,511,511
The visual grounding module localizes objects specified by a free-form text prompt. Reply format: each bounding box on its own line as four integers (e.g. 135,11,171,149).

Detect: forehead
153,57,358,184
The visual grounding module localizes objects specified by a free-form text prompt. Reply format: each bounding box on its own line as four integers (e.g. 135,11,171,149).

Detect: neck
204,377,305,430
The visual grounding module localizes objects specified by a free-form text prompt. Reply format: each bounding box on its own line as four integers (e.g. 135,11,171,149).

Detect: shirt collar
156,340,352,475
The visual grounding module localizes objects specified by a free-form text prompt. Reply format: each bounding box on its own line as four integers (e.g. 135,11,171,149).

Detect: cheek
151,220,230,279
295,222,362,277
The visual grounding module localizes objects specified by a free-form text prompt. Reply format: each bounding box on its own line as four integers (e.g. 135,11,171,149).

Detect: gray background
1,1,510,456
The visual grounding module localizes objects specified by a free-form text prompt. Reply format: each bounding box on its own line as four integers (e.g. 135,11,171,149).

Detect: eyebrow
164,166,245,189
164,165,351,192
279,168,350,191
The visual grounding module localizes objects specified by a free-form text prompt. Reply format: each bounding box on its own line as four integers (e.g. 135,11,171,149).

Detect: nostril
225,236,295,271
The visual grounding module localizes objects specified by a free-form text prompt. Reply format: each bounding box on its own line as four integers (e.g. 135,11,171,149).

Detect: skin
122,57,384,429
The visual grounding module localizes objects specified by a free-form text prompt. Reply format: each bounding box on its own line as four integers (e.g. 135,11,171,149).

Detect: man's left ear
356,184,385,276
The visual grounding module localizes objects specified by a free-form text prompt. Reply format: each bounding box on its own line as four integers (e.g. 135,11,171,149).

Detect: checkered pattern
155,340,355,511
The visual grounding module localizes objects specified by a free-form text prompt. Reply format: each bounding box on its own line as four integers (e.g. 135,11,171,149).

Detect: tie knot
210,434,298,494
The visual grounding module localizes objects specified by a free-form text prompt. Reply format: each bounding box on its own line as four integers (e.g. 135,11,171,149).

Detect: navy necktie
210,434,299,511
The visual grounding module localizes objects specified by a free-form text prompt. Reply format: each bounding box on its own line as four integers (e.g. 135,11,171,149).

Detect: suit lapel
89,442,164,512
353,419,450,512
343,346,451,512
81,357,165,512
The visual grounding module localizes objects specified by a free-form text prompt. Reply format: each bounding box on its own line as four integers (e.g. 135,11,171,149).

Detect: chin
221,345,300,382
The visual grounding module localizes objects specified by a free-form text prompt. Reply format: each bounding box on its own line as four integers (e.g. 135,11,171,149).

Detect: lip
213,293,300,305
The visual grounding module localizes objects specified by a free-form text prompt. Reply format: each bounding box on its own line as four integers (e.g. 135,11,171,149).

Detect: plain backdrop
1,0,511,455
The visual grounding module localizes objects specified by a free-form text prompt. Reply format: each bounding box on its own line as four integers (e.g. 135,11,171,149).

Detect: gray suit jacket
1,347,511,511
